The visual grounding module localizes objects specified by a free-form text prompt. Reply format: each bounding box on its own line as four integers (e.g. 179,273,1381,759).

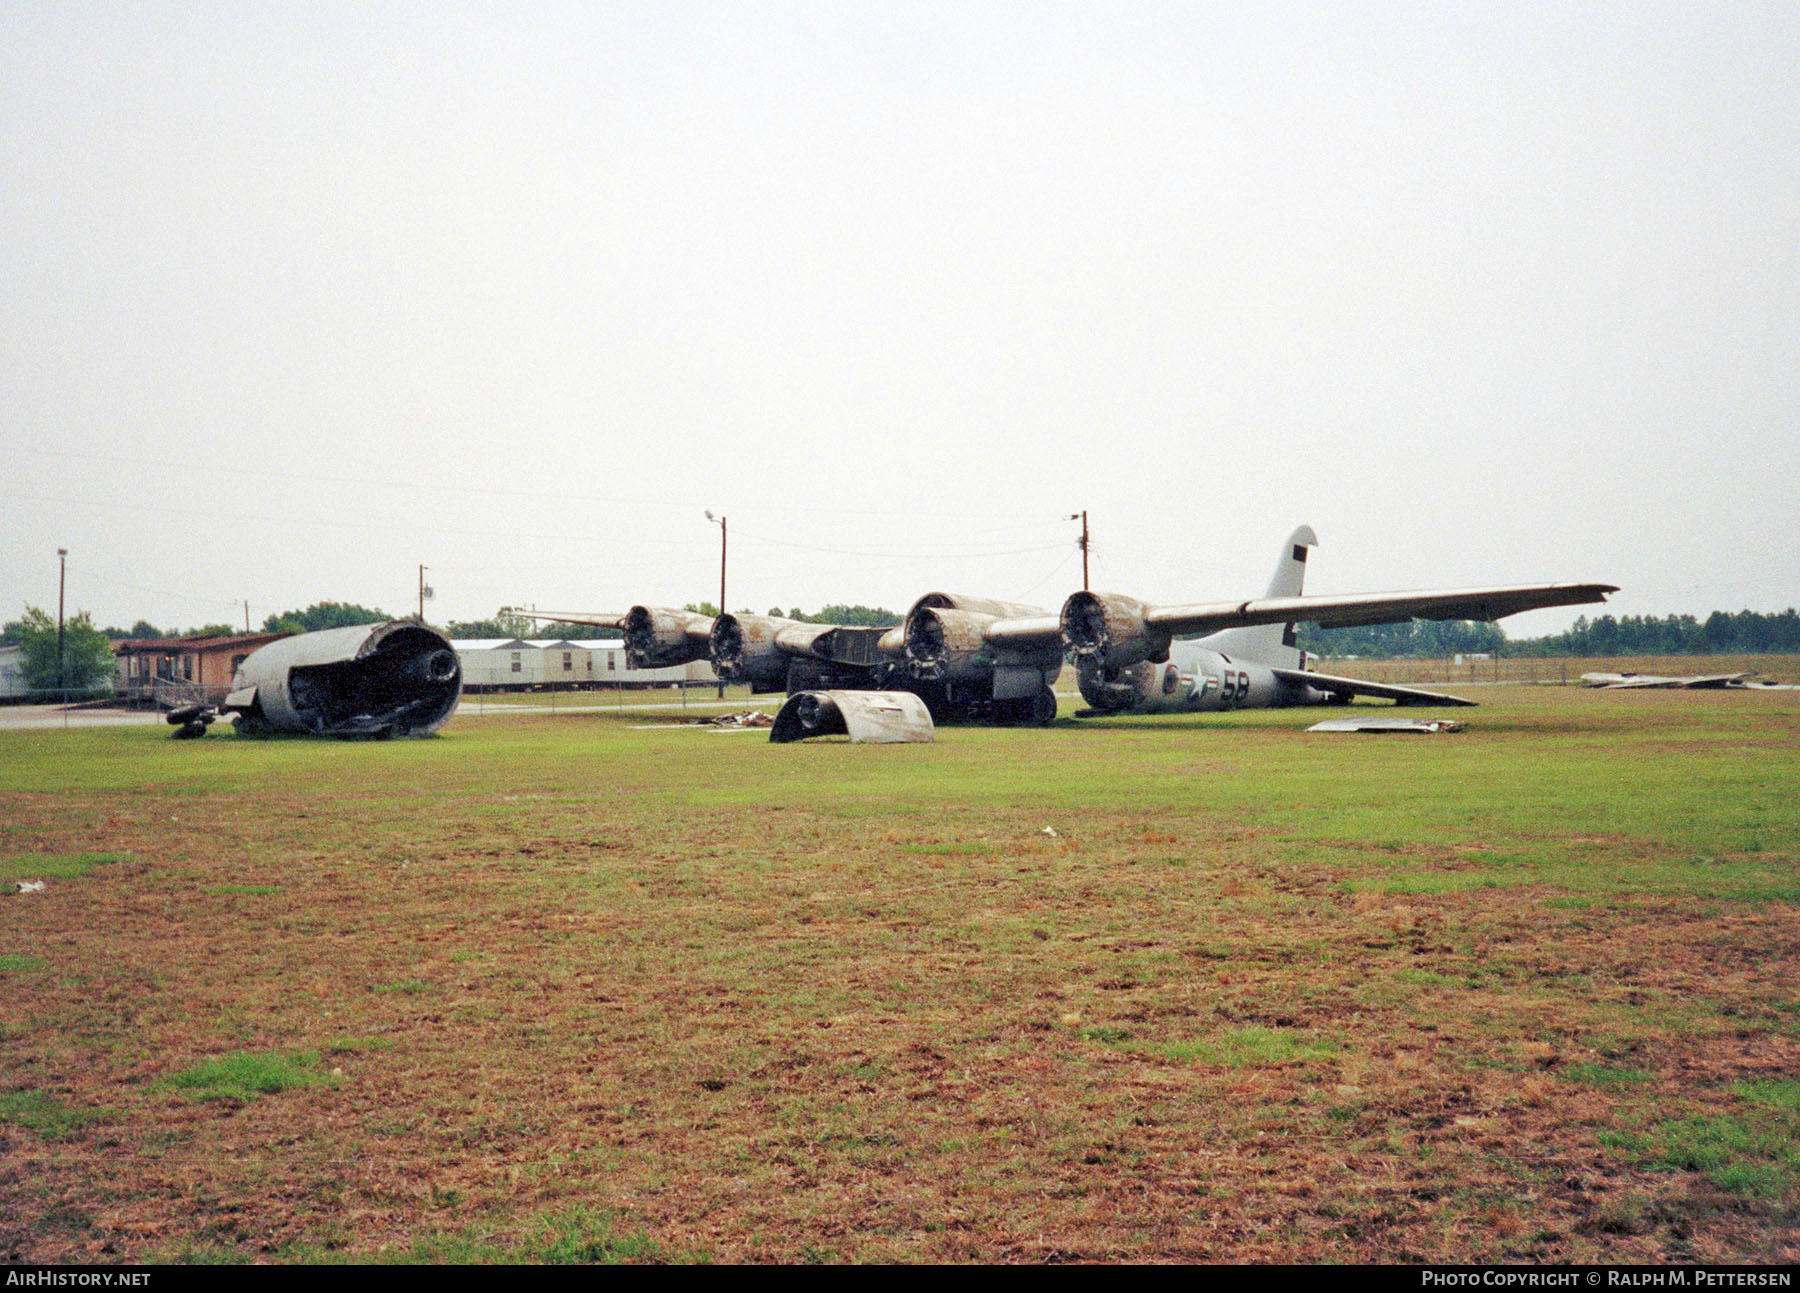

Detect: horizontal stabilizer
1271,666,1476,707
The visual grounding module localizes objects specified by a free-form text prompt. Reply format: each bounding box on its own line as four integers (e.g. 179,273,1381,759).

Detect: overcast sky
4,2,1795,637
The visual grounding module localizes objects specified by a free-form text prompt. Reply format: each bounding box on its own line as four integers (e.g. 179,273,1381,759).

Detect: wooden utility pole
707,513,727,699
1069,512,1090,590
56,547,67,704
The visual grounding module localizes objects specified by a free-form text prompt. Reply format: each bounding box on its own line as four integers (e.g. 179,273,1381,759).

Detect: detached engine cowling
1060,591,1170,670
224,622,462,738
621,606,714,669
769,690,935,744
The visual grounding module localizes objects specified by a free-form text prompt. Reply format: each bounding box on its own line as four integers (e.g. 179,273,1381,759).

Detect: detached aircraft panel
1581,671,1755,689
770,690,935,743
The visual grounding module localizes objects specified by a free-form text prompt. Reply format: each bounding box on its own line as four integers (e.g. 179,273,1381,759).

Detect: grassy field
1315,652,1800,688
0,685,1796,1263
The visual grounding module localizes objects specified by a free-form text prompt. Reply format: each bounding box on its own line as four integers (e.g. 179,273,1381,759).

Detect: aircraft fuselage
1076,639,1333,715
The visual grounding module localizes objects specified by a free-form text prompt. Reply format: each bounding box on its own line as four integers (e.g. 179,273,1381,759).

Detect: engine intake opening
621,606,658,662
710,615,746,680
1061,591,1111,657
904,609,948,678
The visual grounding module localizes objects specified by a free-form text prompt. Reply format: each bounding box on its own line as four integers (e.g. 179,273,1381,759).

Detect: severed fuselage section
220,622,462,738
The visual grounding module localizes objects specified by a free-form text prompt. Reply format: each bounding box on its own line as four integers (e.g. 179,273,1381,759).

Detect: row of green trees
1301,609,1800,659
8,599,1795,699
253,603,1800,657
1,609,119,695
468,603,907,640
1506,610,1800,657
1296,619,1506,659
0,601,399,699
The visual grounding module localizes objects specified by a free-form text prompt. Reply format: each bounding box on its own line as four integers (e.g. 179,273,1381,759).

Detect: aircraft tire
1027,686,1058,726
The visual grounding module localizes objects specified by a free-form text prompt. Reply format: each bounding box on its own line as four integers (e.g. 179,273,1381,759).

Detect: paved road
0,704,165,731
2,685,1102,732
0,698,778,731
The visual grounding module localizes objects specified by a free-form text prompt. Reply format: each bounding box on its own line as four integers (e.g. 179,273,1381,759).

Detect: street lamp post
706,511,727,699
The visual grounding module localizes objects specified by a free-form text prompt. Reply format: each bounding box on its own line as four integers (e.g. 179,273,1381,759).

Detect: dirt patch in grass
0,694,1795,1262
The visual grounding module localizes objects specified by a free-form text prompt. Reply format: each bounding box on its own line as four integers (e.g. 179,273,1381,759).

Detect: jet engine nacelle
900,592,1062,724
902,592,1060,684
1060,591,1170,670
710,613,825,693
902,606,995,684
224,621,462,738
621,606,714,669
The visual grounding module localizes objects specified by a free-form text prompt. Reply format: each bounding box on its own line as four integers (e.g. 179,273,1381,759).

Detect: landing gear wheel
1027,686,1058,726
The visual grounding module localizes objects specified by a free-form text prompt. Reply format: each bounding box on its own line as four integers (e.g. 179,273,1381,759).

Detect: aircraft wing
984,615,1063,650
524,611,630,630
1270,666,1476,707
1145,582,1617,638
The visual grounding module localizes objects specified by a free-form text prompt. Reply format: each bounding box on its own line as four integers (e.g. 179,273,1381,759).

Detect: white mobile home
453,638,703,690
583,640,695,687
450,639,536,691
0,644,28,701
537,640,590,689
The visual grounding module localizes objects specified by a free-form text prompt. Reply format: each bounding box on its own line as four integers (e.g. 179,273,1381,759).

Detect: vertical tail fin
1200,525,1317,666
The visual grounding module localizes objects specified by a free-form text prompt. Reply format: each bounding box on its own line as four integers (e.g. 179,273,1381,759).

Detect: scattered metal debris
15,880,46,894
1581,671,1799,690
1307,717,1464,734
770,690,935,744
699,710,775,729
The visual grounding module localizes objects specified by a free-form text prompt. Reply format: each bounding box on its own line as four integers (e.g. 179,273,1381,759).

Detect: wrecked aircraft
1054,527,1613,716
531,527,1615,725
169,621,462,738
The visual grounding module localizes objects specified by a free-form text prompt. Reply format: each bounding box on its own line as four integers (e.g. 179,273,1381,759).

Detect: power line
11,446,1079,524
63,563,243,612
731,529,1069,561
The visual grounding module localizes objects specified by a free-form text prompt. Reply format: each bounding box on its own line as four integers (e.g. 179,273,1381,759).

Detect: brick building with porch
113,632,289,708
